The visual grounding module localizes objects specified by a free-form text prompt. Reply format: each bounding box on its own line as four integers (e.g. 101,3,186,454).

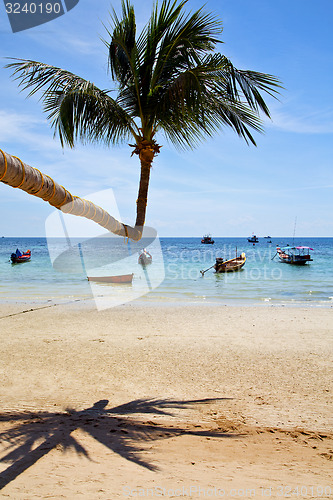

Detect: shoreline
0,295,333,313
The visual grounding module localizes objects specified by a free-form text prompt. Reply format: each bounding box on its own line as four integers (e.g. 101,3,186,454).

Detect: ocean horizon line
1,235,333,239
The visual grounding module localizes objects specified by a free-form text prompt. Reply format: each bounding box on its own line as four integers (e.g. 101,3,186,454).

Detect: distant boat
276,246,313,265
247,234,259,243
138,249,152,265
201,234,214,244
11,248,31,263
214,252,246,273
87,274,134,283
264,236,272,238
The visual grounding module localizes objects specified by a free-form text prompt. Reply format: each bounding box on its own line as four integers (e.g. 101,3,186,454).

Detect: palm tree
2,0,280,240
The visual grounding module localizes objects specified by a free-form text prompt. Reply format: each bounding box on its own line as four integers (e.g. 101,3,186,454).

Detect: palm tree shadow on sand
0,397,238,489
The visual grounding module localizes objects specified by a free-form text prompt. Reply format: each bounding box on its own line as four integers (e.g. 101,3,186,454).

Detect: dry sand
0,302,332,498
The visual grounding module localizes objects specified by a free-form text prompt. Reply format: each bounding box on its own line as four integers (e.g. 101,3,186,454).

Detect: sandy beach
0,302,332,498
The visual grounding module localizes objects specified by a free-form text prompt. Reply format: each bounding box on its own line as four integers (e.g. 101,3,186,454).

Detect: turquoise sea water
0,237,332,307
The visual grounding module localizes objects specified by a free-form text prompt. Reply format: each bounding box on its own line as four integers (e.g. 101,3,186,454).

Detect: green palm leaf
6,59,138,147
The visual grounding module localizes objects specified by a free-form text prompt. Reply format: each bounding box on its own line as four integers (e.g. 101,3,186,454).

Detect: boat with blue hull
248,234,259,243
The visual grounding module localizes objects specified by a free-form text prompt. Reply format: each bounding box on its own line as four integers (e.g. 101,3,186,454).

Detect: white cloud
26,29,103,58
266,106,333,134
0,109,58,152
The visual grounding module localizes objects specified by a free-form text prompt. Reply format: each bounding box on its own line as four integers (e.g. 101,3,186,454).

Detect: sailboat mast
292,216,297,245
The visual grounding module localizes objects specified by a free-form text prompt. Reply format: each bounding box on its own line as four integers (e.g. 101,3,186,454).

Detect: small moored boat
276,246,313,265
201,234,214,244
138,249,152,266
11,248,31,263
87,274,134,283
247,234,259,243
214,252,246,273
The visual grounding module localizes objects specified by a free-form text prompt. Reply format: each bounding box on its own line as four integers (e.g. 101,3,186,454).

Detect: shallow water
0,236,332,307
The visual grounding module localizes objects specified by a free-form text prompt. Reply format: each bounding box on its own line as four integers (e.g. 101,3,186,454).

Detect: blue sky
0,0,332,237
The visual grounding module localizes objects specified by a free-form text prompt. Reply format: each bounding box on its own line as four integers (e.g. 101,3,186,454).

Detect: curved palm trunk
0,149,143,241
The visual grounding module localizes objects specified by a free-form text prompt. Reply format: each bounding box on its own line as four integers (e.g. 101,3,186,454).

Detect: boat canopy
279,246,313,251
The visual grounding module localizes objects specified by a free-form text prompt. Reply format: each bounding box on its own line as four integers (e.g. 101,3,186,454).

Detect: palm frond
47,87,136,148
146,51,280,147
137,0,189,93
147,2,222,90
215,56,282,117
6,59,138,147
156,91,263,149
106,0,137,87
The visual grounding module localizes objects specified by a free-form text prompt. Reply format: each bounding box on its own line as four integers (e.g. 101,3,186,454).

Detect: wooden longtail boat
276,246,313,265
214,252,246,273
87,273,134,283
